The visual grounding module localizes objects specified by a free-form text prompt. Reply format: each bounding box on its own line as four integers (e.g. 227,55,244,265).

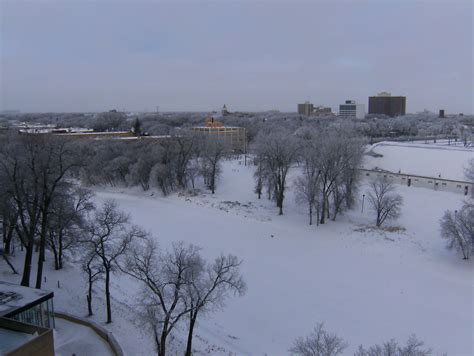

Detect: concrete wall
54,312,123,356
360,169,472,195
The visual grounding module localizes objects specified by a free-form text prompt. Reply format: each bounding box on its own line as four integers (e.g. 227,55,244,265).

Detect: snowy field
364,141,473,181
1,144,473,355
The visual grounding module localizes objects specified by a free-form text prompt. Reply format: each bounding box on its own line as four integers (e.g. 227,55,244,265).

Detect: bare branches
125,238,246,356
366,178,403,227
289,323,348,356
82,199,145,323
254,128,298,215
354,334,431,356
291,325,432,356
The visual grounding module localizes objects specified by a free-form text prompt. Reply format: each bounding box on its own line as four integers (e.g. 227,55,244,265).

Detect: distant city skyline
1,1,472,114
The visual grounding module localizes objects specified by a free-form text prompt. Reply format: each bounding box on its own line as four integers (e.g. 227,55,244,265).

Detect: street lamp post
361,194,365,213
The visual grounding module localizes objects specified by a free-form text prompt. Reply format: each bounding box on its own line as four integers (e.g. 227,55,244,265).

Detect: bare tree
253,154,266,199
47,187,94,270
0,178,19,255
315,128,365,224
171,130,198,189
289,323,348,356
125,240,200,356
366,178,403,227
354,334,431,356
199,137,228,194
83,200,144,323
254,128,298,215
294,133,322,225
81,250,104,316
0,133,79,287
183,254,246,356
440,202,473,260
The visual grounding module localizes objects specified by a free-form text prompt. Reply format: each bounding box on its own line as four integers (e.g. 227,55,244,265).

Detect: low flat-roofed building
0,281,55,355
0,281,55,329
192,118,246,153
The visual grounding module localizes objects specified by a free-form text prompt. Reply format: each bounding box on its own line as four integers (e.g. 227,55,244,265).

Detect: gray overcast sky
1,0,472,113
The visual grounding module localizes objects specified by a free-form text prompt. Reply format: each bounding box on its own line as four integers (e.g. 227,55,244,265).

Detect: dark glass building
368,93,406,117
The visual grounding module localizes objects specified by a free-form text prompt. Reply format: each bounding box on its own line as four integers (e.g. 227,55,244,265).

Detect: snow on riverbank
1,154,472,355
364,141,473,181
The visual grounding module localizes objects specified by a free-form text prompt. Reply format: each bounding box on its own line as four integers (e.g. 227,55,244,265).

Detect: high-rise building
368,92,406,117
338,100,365,119
298,102,314,116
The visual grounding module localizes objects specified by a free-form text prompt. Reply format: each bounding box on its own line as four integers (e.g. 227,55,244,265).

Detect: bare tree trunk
210,164,216,194
320,197,326,225
35,221,48,289
159,325,168,356
52,241,60,270
105,268,112,323
87,274,93,316
21,242,34,286
58,232,63,270
2,253,18,274
185,312,198,356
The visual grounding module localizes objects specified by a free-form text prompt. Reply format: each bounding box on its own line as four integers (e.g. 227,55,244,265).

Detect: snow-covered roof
0,282,53,317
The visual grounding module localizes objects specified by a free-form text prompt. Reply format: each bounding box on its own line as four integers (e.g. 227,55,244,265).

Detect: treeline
0,133,85,287
78,131,230,195
2,110,472,146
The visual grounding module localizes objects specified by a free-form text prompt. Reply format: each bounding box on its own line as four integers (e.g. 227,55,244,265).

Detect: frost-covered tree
366,178,403,227
354,334,431,356
289,323,348,356
254,128,298,215
440,202,473,260
199,137,227,194
294,132,322,225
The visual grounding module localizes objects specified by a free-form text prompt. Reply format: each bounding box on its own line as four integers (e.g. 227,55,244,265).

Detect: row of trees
253,125,365,224
0,133,82,287
290,323,432,356
79,131,229,195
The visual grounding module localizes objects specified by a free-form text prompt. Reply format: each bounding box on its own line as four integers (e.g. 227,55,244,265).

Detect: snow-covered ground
364,141,473,181
1,144,473,355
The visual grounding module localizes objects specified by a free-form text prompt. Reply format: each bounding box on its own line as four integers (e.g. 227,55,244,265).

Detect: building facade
338,100,365,119
297,102,314,116
368,92,406,117
192,118,246,153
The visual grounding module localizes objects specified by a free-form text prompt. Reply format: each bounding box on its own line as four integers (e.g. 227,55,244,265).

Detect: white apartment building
338,100,365,119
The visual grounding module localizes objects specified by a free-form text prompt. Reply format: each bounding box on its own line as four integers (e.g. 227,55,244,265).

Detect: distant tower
222,104,229,116
439,109,445,118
